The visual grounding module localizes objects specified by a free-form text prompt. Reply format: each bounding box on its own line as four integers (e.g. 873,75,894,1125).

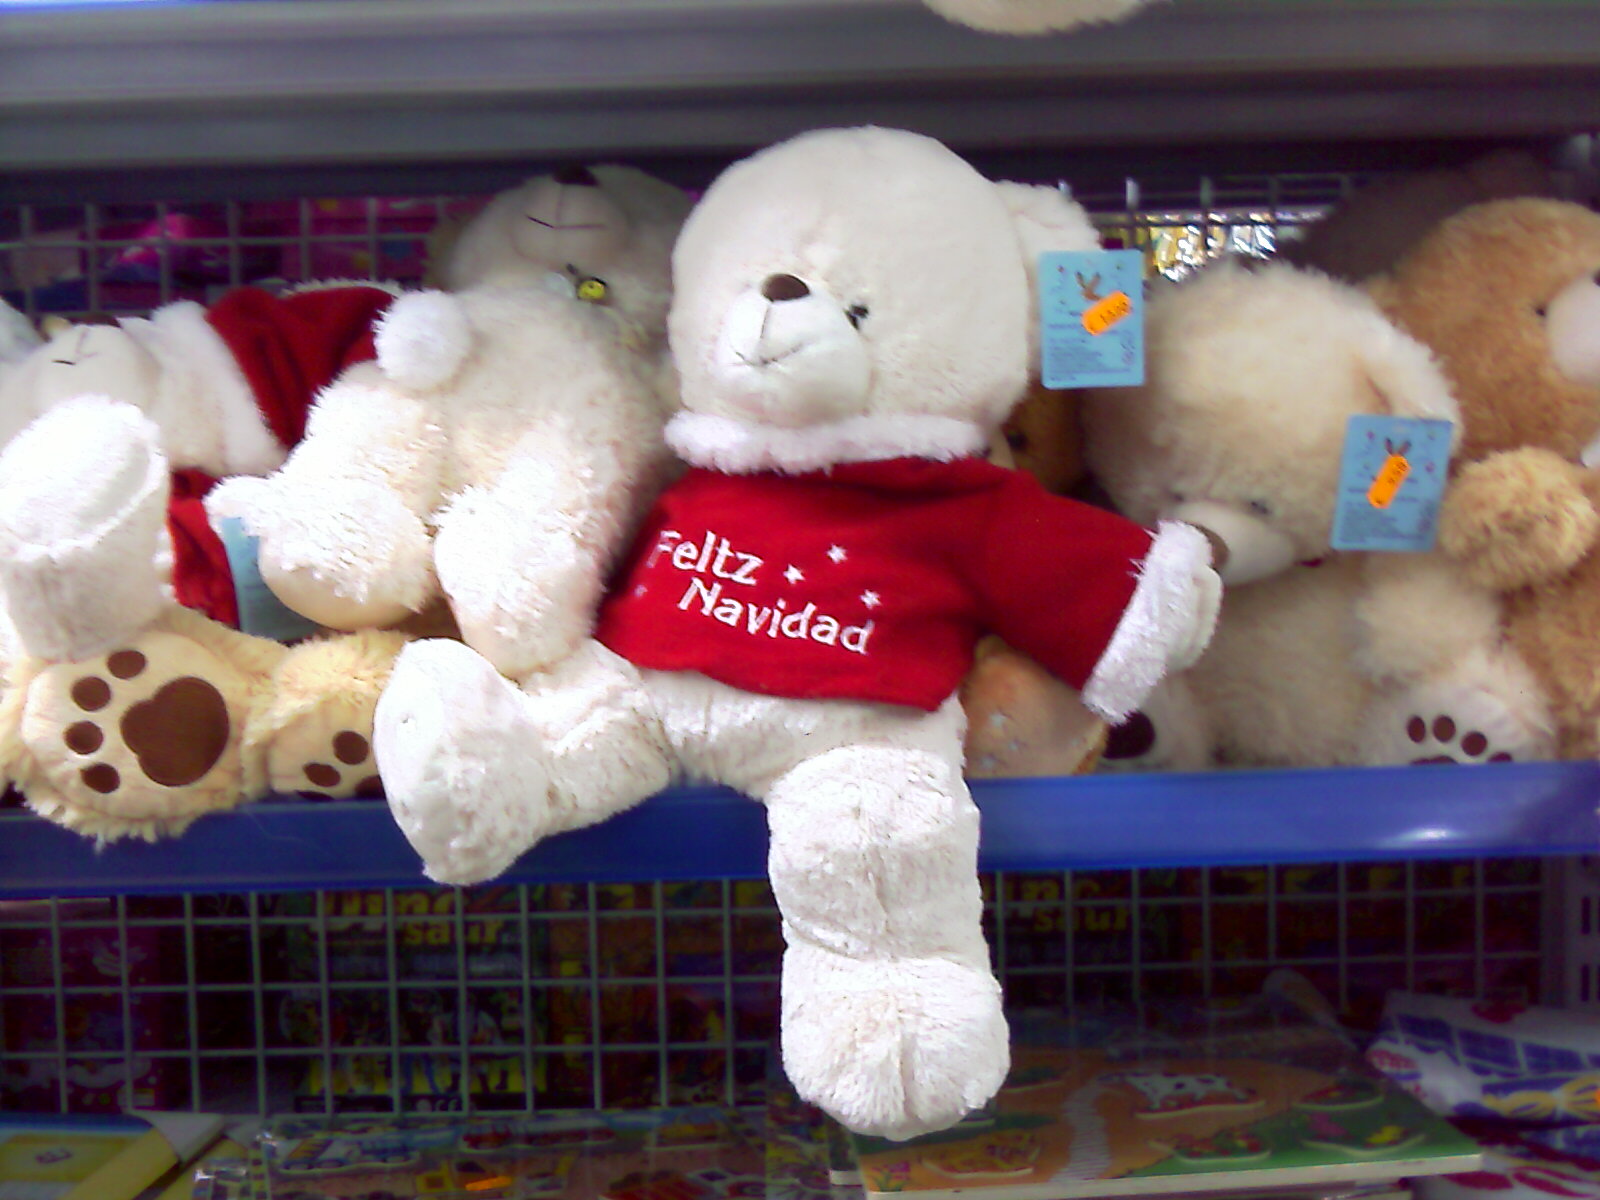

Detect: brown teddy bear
1366,198,1600,758
961,379,1108,778
1280,149,1559,284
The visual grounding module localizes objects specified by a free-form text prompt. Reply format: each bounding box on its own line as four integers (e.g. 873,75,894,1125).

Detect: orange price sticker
1367,447,1411,509
1081,290,1132,337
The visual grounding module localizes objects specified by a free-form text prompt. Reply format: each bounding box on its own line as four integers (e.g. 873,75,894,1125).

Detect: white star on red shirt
784,565,805,585
861,590,881,609
827,545,847,564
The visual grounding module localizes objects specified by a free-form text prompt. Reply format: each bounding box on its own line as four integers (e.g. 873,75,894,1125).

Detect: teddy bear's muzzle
1547,268,1600,390
1167,499,1299,586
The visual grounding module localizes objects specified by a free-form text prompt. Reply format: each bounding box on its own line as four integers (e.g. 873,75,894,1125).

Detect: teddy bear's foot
255,631,408,802
271,724,382,800
1362,681,1553,767
207,475,435,632
0,396,171,661
780,941,1008,1140
12,626,254,840
375,638,554,885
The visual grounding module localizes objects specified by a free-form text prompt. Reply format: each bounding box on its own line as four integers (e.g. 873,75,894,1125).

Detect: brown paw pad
1402,712,1514,766
296,730,383,801
1104,711,1156,761
62,653,231,795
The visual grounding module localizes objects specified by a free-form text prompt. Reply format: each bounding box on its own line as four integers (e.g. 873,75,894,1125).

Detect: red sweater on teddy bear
597,456,1157,711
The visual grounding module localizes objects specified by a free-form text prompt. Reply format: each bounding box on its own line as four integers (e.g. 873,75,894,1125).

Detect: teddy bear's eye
1535,303,1548,318
1005,429,1028,451
845,303,869,329
1248,499,1273,518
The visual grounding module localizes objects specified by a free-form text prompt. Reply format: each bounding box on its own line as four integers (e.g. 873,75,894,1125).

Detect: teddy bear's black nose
553,164,600,187
762,273,810,302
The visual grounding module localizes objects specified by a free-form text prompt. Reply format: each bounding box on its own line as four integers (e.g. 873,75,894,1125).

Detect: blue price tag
1038,249,1145,389
216,516,321,643
1330,415,1453,552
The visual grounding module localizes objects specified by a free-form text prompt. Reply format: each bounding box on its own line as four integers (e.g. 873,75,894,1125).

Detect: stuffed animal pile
1368,198,1600,759
10,124,1592,1143
0,284,409,837
1084,257,1554,770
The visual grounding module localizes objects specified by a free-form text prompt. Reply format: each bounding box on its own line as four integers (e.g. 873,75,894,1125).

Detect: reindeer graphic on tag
1368,438,1412,509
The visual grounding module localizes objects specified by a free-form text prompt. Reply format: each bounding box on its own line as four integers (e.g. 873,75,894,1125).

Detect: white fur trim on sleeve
1081,520,1219,724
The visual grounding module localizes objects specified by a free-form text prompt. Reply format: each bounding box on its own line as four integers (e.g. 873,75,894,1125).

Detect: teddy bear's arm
205,363,448,629
1437,447,1600,591
973,482,1219,725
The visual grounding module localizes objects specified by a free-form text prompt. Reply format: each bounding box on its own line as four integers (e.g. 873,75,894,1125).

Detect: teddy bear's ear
1355,307,1462,440
995,181,1100,372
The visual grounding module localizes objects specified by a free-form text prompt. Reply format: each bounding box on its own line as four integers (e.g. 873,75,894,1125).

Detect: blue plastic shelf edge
1,761,1597,897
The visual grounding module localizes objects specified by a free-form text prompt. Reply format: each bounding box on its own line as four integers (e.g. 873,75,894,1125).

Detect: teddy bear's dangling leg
761,698,1009,1141
0,396,171,662
0,397,291,840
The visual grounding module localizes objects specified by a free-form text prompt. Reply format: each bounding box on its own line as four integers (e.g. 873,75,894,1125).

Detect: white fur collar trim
667,411,988,474
145,302,286,477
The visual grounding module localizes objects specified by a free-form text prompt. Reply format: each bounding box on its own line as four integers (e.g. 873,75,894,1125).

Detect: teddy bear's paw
375,639,553,885
1097,681,1212,773
1364,686,1550,767
271,726,383,802
22,633,248,828
780,944,1008,1141
215,477,436,631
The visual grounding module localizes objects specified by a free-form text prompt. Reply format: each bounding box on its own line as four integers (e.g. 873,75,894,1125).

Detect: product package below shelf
1,761,1597,896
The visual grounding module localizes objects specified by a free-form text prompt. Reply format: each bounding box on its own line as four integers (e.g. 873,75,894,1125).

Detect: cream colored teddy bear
374,126,1219,1139
1082,258,1552,770
208,167,690,672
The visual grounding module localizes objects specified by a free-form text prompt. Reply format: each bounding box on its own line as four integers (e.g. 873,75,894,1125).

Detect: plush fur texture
374,126,1217,1141
923,0,1157,34
1084,257,1551,770
1369,199,1600,758
0,301,288,480
0,400,416,840
210,288,676,679
435,165,692,350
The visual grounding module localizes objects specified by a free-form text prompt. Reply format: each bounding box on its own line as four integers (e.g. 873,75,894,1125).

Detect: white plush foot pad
780,942,1009,1141
375,638,551,885
0,396,170,660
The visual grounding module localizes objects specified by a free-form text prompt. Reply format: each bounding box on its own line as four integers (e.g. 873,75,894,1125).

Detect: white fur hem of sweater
1082,521,1217,724
667,411,987,474
147,301,285,477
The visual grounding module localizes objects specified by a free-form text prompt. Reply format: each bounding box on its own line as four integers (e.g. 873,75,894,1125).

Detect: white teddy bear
1082,258,1553,770
373,126,1220,1139
208,167,690,668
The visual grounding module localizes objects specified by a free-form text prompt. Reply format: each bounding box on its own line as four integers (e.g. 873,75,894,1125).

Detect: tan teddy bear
1366,198,1600,759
